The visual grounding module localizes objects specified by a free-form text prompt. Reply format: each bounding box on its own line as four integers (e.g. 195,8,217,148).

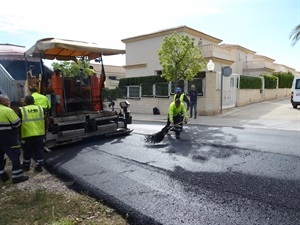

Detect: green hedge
262,74,277,89
119,75,168,88
273,72,294,88
101,87,123,101
239,75,262,89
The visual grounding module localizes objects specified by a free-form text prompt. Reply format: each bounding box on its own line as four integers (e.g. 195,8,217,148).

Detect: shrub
239,75,262,89
273,72,294,88
262,74,277,89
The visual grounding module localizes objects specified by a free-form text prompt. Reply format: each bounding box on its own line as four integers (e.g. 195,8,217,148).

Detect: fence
116,72,290,116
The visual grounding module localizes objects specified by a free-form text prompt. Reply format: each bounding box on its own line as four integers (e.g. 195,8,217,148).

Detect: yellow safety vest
174,93,184,102
0,104,21,143
168,102,188,123
32,92,51,110
19,105,45,138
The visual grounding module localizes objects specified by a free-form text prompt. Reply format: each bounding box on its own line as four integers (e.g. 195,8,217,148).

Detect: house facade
118,26,298,115
121,25,299,78
90,63,126,89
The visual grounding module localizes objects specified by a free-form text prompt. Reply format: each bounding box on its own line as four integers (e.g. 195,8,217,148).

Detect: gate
217,72,238,109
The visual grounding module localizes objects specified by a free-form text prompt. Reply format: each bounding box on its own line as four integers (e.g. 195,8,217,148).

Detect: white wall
125,31,221,78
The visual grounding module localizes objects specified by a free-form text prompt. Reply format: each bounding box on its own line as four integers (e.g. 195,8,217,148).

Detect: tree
290,24,300,46
52,59,92,77
158,32,206,89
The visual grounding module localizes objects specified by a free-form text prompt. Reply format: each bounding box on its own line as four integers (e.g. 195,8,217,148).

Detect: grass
0,170,129,225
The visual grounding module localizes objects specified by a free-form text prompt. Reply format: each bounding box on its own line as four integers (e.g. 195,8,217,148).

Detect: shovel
145,121,184,144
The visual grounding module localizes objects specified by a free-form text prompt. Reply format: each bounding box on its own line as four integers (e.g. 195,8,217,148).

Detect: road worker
0,94,29,184
19,95,45,172
29,85,51,114
173,87,190,111
163,99,189,139
29,85,51,136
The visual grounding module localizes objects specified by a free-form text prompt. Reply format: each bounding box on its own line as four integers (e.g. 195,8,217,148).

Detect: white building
121,25,300,77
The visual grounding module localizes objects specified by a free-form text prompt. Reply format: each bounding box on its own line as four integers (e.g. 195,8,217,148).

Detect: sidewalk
131,106,248,127
130,98,300,131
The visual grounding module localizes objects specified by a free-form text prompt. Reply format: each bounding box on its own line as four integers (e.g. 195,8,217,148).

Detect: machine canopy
24,37,126,61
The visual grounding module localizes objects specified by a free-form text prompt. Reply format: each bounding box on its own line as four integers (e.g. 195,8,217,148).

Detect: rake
144,121,184,144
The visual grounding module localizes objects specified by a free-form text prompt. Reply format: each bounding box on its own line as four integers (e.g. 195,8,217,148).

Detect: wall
112,72,290,116
112,72,222,116
236,89,262,106
236,88,289,107
264,88,290,100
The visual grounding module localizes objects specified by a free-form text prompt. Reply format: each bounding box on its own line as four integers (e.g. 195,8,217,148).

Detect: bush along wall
239,75,262,89
102,87,123,101
273,72,294,88
262,74,277,89
119,75,168,89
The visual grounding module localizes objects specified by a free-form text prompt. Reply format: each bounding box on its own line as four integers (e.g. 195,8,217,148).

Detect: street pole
220,67,223,114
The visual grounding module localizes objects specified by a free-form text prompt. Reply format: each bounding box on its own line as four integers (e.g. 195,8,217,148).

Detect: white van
291,77,300,109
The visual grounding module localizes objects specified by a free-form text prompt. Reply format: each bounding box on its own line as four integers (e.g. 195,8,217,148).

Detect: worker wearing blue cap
173,87,190,111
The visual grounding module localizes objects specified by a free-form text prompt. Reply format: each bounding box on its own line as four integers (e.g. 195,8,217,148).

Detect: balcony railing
243,61,275,70
199,45,232,61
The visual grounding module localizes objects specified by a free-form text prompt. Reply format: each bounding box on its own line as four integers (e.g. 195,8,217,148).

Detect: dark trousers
166,114,183,127
0,141,24,179
190,101,197,118
164,114,183,136
21,136,45,167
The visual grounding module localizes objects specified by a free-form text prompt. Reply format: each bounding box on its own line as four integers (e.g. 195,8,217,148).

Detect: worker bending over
164,99,189,139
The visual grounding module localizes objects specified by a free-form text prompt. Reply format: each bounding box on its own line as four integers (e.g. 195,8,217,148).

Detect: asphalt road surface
45,99,300,225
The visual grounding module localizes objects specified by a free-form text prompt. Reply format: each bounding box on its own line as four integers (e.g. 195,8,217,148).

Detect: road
45,98,300,225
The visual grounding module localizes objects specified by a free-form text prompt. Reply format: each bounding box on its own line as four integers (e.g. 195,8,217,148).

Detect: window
141,83,153,96
171,81,184,94
188,78,204,96
128,86,140,98
155,82,169,97
123,86,141,98
155,70,162,76
109,76,117,80
296,79,300,89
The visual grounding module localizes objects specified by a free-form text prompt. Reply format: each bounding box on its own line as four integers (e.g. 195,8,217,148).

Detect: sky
0,0,299,71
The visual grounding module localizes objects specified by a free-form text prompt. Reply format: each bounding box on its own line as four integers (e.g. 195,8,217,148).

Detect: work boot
35,165,43,173
1,172,9,183
22,164,30,171
12,176,29,184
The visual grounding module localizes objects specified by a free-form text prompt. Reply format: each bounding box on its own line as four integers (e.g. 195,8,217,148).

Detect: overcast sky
1,0,299,71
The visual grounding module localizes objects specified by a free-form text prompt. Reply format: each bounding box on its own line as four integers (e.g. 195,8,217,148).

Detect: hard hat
176,87,181,92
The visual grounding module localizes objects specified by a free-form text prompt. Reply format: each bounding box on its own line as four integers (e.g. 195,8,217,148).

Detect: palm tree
290,24,300,46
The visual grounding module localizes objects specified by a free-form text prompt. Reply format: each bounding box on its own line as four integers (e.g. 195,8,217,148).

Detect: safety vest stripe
0,120,20,128
0,126,13,130
0,119,20,125
11,145,21,149
0,120,20,130
24,118,44,122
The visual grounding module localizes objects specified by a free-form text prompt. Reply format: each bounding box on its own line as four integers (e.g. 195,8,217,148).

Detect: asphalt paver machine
23,38,132,148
